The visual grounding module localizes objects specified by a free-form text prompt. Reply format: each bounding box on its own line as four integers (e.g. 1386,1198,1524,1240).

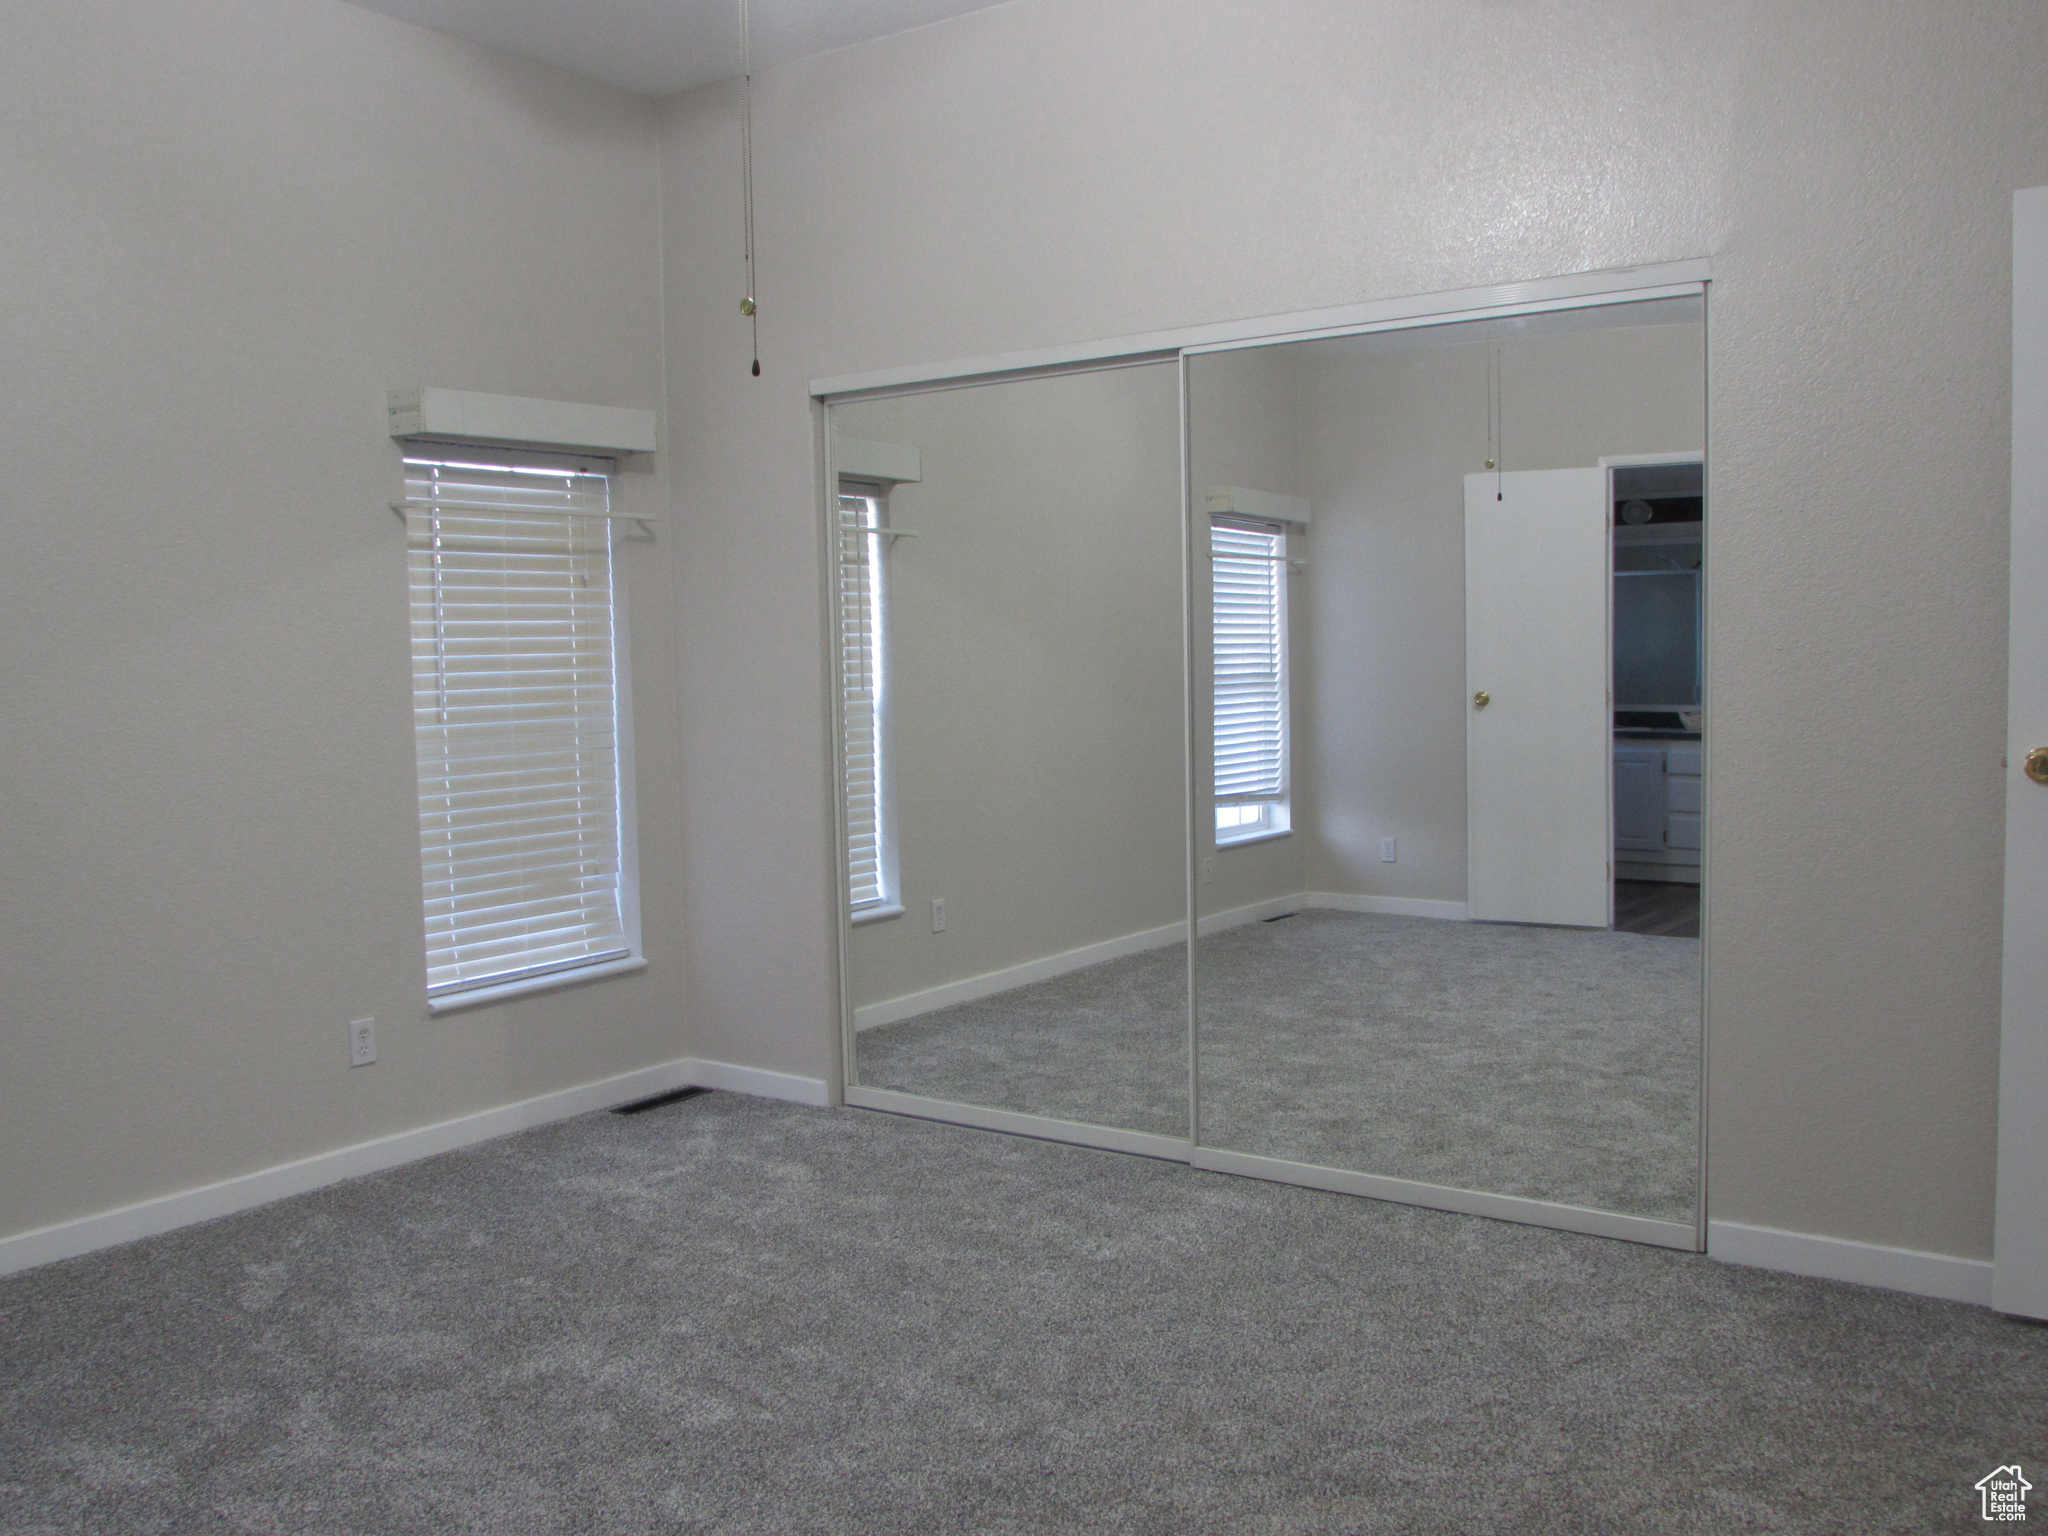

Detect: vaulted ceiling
346,0,1012,96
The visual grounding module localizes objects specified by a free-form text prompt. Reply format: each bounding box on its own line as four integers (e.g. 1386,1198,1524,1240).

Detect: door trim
1601,446,1710,1254
1193,1147,1699,1250
812,261,1711,400
1995,186,2048,1318
843,1086,1193,1162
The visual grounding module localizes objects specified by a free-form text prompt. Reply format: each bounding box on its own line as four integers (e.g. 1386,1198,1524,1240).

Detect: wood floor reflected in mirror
1613,879,1699,939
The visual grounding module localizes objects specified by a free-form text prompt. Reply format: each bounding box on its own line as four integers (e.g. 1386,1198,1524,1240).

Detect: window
838,482,899,918
405,453,637,1002
1211,518,1291,844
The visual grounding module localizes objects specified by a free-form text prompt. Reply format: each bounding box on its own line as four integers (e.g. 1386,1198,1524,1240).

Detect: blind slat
1212,522,1288,802
408,457,627,995
840,492,888,910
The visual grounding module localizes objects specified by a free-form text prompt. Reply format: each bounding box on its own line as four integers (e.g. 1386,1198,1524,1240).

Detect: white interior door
1996,186,2048,1319
1466,469,1611,928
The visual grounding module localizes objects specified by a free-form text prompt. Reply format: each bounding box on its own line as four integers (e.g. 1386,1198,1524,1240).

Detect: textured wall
662,0,2048,1259
1704,5,2038,1257
0,0,679,1239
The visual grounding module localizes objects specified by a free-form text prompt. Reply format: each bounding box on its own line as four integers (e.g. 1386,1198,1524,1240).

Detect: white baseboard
1197,893,1302,935
1708,1220,1993,1306
854,919,1180,1030
852,892,1478,1031
0,1054,831,1280
845,1084,1192,1163
684,1056,833,1107
854,896,1302,1032
1304,890,1470,921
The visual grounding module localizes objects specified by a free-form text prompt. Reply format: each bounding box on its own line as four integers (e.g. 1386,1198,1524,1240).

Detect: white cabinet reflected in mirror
831,364,1190,1143
1188,297,1706,1231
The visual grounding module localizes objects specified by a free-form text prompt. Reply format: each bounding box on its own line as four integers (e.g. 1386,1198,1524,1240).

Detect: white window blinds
406,456,628,996
838,489,887,911
1211,520,1288,802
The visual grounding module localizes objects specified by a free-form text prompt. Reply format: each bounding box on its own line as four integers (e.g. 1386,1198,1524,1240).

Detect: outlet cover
349,1018,376,1068
1380,838,1398,863
931,897,947,933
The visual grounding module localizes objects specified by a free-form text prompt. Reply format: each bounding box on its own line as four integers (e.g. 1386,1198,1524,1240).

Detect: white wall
662,0,2048,1261
1294,316,1707,902
0,0,679,1242
834,370,1184,1009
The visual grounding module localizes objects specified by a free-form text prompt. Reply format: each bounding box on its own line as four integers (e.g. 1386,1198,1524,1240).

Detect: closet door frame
816,258,1712,1253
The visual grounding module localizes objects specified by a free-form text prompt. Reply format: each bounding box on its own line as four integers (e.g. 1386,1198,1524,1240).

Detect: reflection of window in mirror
839,480,901,921
1211,518,1291,846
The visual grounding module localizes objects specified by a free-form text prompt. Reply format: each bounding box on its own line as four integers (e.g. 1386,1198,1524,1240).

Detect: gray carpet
1,1093,2041,1534
857,911,1698,1219
858,939,1190,1138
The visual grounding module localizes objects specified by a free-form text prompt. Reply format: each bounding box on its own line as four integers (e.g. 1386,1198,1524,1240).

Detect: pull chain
1489,341,1503,500
739,0,759,375
1484,342,1495,475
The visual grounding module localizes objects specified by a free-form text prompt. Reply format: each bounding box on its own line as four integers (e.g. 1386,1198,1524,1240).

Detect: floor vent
612,1086,709,1116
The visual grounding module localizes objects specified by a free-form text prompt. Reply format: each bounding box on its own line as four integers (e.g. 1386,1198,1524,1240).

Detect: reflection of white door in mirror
1465,468,1610,928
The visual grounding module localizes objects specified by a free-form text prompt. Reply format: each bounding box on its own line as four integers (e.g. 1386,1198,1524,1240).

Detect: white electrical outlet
1380,838,1398,863
930,897,946,933
1201,856,1214,884
349,1018,376,1068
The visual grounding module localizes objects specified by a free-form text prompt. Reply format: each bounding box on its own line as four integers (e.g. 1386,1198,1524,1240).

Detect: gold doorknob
2027,746,2048,785
1473,690,1491,708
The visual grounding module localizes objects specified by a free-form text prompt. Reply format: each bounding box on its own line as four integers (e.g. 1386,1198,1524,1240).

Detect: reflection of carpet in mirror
857,941,1192,1140
855,910,1699,1221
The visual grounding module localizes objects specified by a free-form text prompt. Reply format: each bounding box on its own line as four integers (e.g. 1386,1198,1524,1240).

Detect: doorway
1608,455,1704,940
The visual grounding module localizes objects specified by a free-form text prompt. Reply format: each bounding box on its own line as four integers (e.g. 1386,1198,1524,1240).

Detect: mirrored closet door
823,276,1709,1248
830,363,1191,1146
1186,297,1706,1240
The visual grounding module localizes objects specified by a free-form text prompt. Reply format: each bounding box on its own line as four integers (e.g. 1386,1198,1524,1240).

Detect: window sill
428,955,647,1015
1216,828,1294,850
851,903,905,927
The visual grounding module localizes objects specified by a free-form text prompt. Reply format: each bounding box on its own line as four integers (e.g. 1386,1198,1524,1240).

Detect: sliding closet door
830,364,1190,1147
1187,300,1707,1245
